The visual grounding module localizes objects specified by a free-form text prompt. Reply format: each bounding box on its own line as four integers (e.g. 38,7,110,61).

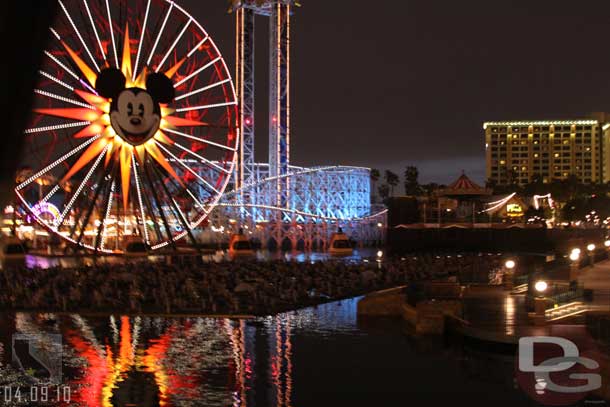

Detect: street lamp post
504,259,516,290
587,243,596,267
533,280,548,326
569,249,580,282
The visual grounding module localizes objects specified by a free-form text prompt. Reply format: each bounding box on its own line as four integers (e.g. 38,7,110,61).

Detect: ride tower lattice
221,0,385,250
232,0,295,211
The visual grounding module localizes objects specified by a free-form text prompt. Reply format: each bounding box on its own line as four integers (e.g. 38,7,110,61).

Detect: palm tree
404,166,420,196
370,168,380,203
378,184,390,202
385,170,399,197
485,178,497,191
565,174,580,201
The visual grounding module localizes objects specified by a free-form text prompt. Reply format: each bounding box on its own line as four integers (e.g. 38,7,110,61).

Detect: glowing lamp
571,248,581,255
587,244,596,252
604,240,610,248
504,260,516,270
569,251,580,262
377,250,383,258
534,281,548,294
377,222,383,228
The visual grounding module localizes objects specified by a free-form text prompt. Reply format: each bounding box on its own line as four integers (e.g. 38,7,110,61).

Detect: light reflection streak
12,313,298,407
504,296,515,336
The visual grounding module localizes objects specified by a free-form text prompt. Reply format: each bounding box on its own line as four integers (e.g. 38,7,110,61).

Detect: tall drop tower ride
231,0,297,208
219,0,383,250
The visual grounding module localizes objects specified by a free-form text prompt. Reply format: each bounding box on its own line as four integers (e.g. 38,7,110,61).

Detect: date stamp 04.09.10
1,334,72,405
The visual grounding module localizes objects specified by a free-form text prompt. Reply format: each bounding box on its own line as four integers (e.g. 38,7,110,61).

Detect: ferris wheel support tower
232,1,297,208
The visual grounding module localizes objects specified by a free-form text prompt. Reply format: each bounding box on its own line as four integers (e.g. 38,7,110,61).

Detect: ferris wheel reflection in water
7,312,299,407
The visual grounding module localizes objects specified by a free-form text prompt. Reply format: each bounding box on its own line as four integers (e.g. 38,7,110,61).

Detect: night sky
181,0,610,185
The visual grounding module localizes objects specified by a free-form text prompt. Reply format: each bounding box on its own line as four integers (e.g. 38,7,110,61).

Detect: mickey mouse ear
95,68,126,99
146,73,175,104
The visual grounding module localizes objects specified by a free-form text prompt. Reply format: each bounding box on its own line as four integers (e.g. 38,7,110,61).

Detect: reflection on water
0,298,541,407
17,248,378,270
0,301,361,407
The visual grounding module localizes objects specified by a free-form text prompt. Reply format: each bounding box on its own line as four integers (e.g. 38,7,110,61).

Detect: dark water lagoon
0,296,553,407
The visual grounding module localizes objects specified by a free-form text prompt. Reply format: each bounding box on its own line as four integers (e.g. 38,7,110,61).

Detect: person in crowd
0,253,502,315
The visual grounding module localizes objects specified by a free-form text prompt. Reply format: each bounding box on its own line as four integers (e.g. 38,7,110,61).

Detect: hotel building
484,116,610,186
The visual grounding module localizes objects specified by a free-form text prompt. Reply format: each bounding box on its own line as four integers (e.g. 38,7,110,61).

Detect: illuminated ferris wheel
17,0,238,252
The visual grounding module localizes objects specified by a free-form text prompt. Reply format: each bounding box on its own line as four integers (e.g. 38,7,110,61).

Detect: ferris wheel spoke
44,51,96,93
165,167,211,213
41,185,61,205
134,159,164,245
146,2,174,68
68,153,116,245
44,51,80,83
156,19,192,73
174,57,221,88
162,34,211,80
163,161,210,215
133,0,151,82
187,35,210,59
99,180,116,251
154,141,220,195
163,128,235,152
39,70,74,91
83,0,106,63
93,167,117,252
175,101,237,113
49,28,61,41
34,89,95,109
150,163,197,242
105,0,119,68
174,79,231,101
131,153,150,244
74,158,116,248
157,156,212,212
56,145,109,229
58,0,100,72
185,188,210,212
171,141,230,175
25,121,91,135
142,158,176,248
16,136,100,191
141,184,166,245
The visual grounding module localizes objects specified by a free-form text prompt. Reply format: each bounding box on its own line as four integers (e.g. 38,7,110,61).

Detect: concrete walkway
456,260,610,343
578,260,610,306
460,288,562,341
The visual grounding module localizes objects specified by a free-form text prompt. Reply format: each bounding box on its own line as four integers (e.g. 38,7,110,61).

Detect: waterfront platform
453,261,610,344
358,259,610,345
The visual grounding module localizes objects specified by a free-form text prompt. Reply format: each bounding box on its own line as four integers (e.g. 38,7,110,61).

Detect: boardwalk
458,257,610,343
578,260,610,306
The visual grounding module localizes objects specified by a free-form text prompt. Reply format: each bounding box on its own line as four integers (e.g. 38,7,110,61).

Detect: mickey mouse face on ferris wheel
95,68,175,146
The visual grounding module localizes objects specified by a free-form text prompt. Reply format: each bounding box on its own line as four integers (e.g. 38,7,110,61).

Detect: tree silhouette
370,168,380,203
404,166,421,196
384,170,399,197
378,184,390,202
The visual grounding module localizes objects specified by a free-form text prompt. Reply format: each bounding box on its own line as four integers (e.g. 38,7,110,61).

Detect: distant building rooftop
437,172,491,197
483,120,599,130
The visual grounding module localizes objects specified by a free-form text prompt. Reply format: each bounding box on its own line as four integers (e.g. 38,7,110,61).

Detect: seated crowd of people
0,253,503,315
